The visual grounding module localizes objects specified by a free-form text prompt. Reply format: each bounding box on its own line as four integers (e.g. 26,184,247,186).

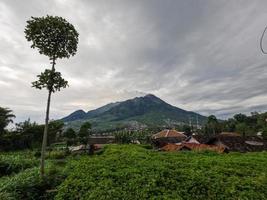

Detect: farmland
1,145,267,200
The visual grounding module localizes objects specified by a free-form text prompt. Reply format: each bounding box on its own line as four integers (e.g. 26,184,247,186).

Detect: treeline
0,118,65,151
0,107,93,151
175,112,267,138
203,112,267,137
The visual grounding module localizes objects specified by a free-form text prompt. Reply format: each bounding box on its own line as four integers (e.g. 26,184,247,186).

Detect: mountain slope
62,102,120,122
62,94,207,131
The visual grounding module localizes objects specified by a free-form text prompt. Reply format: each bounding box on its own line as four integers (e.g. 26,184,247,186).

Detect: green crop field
56,145,267,200
0,145,267,200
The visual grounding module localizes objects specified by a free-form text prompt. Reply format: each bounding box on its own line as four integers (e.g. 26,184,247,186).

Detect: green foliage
234,113,248,123
0,151,38,177
204,115,220,136
46,150,68,160
47,120,65,145
0,107,15,135
64,128,76,139
0,167,42,199
0,119,65,151
56,145,267,200
25,15,79,60
78,122,92,145
0,150,69,199
78,122,92,138
0,165,67,200
219,112,267,136
235,122,248,137
32,69,68,93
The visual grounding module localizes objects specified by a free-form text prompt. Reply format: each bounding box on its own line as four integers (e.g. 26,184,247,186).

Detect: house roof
184,136,200,144
219,132,241,137
152,129,186,139
206,133,267,152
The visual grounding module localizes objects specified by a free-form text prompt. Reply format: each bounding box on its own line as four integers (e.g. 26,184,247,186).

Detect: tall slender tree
25,16,79,177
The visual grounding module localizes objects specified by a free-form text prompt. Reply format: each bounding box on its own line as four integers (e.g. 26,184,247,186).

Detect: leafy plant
56,145,267,200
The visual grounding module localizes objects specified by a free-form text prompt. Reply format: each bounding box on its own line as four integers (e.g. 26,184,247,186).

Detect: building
206,132,267,152
88,135,115,145
206,132,245,152
151,129,187,148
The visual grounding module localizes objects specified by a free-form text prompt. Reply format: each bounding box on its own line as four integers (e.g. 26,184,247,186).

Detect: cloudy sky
1,0,267,123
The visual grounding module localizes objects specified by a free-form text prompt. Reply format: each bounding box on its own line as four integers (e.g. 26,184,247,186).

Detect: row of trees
202,112,267,137
0,107,92,150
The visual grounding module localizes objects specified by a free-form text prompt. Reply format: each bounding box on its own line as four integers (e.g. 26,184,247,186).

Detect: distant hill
62,94,207,131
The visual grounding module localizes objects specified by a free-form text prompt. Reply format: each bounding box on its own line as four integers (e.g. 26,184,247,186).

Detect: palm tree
0,107,15,134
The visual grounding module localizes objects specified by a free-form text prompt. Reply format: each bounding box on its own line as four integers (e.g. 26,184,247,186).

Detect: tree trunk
40,57,55,178
40,89,52,178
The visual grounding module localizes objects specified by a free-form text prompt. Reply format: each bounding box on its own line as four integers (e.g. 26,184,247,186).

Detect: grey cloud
0,0,267,123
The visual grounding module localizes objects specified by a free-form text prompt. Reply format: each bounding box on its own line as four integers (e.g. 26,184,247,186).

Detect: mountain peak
143,94,165,104
144,94,158,98
62,109,86,122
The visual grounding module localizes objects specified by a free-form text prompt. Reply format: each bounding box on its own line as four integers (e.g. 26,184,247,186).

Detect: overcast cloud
1,0,267,123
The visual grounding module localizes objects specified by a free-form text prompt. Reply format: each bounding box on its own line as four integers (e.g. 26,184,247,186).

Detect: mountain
62,94,207,131
62,102,120,122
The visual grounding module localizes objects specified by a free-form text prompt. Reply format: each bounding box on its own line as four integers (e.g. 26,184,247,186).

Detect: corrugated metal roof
152,129,186,139
161,143,226,153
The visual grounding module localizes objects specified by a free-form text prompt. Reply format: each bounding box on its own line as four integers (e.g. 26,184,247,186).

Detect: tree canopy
32,69,68,93
64,128,76,139
78,122,92,138
25,15,79,60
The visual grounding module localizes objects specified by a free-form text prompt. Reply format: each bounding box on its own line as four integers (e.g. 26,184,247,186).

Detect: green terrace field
1,145,267,200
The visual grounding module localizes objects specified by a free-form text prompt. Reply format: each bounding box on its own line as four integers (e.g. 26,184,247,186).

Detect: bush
46,150,68,160
0,164,68,200
56,145,267,200
0,167,43,199
0,152,38,177
34,150,41,158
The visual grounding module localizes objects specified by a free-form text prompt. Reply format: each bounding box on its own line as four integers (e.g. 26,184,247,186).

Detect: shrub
0,152,38,177
0,164,68,200
56,145,267,200
46,150,68,160
0,167,43,199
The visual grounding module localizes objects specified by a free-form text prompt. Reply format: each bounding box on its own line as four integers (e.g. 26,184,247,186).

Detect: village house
88,135,115,145
206,132,267,152
151,129,187,148
152,130,267,153
206,132,245,152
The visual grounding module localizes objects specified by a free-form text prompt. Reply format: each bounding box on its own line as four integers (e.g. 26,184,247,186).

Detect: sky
1,0,267,123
